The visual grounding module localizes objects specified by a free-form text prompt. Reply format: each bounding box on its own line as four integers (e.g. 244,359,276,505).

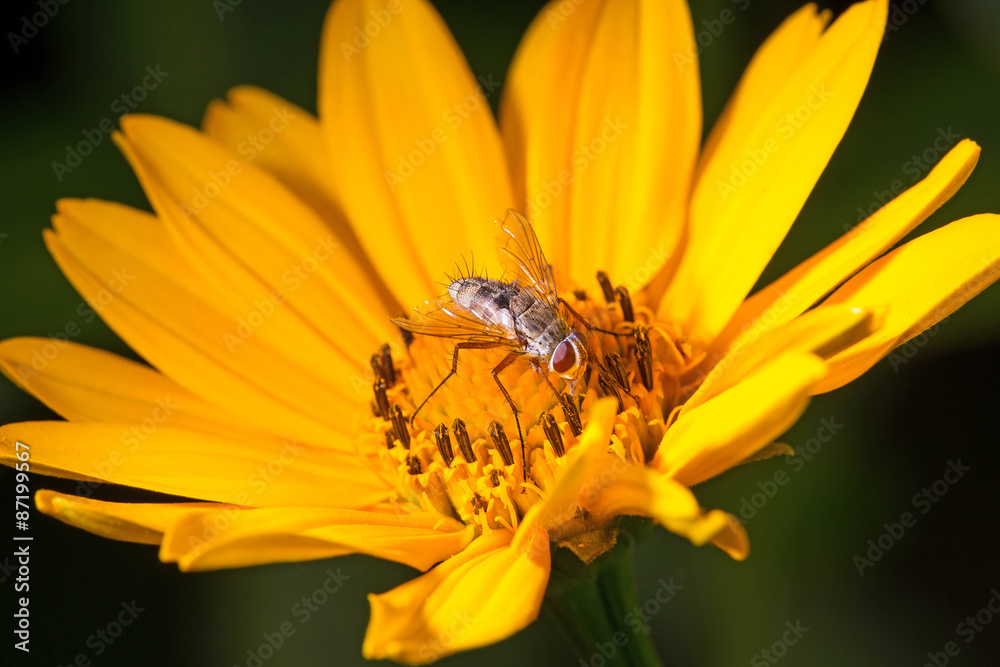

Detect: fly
392,209,592,478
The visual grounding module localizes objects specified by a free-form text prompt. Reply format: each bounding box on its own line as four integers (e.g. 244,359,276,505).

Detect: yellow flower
1,0,998,663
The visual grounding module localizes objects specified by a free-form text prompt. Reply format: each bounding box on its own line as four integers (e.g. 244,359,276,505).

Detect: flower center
355,287,704,539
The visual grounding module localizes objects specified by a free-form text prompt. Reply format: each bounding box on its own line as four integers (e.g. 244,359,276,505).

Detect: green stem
543,518,664,667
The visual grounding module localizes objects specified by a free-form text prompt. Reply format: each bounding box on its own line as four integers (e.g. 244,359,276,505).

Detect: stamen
598,372,625,413
489,469,501,487
596,270,615,302
389,404,410,449
603,352,631,392
541,412,565,457
406,454,422,475
370,344,396,386
452,418,477,463
488,421,515,466
559,392,583,436
434,423,454,468
615,285,634,323
633,325,654,391
385,429,395,449
372,377,390,418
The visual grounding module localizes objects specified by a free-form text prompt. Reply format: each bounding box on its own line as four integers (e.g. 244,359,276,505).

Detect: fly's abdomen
449,278,525,331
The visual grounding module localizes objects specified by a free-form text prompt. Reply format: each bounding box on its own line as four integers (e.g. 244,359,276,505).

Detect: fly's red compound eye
552,340,577,375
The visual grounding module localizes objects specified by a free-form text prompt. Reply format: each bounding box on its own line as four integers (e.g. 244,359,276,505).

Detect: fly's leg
411,341,505,426
492,352,528,482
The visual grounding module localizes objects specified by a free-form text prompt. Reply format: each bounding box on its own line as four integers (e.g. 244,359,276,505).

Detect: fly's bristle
541,412,565,457
634,325,654,391
389,404,410,449
596,271,615,302
434,423,454,468
615,285,634,323
488,421,514,466
452,418,477,463
559,393,583,436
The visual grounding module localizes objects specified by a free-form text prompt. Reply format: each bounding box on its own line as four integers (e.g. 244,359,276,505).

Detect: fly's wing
494,209,559,308
391,298,518,347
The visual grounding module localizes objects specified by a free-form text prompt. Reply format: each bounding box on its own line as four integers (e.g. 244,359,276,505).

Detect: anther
603,352,630,391
488,421,515,467
596,270,615,302
541,412,565,457
434,423,454,468
559,392,583,436
372,377,390,418
385,429,395,449
598,372,625,413
389,404,410,449
489,469,501,487
615,285,634,323
397,324,414,347
406,454,422,475
633,325,654,391
573,289,587,301
452,418,477,463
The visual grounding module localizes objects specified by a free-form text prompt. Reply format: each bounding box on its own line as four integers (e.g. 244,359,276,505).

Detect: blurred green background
2,0,1000,664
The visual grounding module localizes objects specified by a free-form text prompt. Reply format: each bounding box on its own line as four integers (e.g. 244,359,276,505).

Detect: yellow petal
0,337,259,442
363,528,550,663
35,490,218,545
814,213,1000,392
684,304,878,412
202,86,399,313
319,0,514,307
160,505,473,572
501,0,700,289
0,421,390,508
515,398,618,544
116,114,397,358
582,465,748,559
716,138,981,349
659,0,888,347
48,199,358,448
655,352,827,486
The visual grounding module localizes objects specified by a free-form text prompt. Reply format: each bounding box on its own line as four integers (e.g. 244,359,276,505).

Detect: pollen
355,287,704,541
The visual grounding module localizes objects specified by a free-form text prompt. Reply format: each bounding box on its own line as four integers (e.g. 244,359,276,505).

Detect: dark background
2,0,1000,665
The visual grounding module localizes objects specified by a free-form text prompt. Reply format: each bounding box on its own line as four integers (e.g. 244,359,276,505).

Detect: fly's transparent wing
391,298,518,347
494,209,558,307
